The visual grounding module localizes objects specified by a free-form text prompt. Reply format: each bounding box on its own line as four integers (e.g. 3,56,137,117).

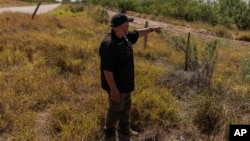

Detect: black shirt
99,29,139,93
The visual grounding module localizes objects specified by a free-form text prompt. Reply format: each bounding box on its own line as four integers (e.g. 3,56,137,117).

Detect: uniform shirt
99,29,139,93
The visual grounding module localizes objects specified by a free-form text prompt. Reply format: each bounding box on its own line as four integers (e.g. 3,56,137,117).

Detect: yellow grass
0,0,29,8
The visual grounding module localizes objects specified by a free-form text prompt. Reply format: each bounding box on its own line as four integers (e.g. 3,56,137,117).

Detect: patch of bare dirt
34,109,52,141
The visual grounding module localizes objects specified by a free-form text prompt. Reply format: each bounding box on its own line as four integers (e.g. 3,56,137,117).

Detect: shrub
213,25,233,38
8,111,35,140
117,0,139,13
193,96,227,135
131,88,179,131
49,104,100,140
241,57,250,84
70,5,84,13
88,7,109,24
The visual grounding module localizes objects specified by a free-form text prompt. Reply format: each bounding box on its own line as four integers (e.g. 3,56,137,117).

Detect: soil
34,109,52,141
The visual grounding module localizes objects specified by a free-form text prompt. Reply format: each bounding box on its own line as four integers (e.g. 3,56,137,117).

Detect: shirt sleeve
126,30,139,44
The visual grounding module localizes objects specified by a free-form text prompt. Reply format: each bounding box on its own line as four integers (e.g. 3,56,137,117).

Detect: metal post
32,1,42,19
185,32,190,71
143,21,148,49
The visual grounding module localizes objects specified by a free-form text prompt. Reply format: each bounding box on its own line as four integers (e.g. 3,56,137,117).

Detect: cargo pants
105,92,131,138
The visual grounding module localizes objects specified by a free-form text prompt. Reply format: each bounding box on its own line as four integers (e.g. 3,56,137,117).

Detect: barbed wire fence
142,21,218,96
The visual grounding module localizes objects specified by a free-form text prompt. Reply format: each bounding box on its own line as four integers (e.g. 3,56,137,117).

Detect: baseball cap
111,13,134,27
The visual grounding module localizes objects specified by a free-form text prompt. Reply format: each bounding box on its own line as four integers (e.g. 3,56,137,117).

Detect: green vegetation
19,0,58,3
0,2,250,140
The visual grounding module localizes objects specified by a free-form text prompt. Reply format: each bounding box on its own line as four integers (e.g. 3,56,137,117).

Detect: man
99,13,161,141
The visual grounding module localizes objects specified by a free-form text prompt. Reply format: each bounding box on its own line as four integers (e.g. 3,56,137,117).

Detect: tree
183,1,201,21
233,2,250,30
200,2,217,25
216,0,245,28
117,0,139,13
62,0,71,4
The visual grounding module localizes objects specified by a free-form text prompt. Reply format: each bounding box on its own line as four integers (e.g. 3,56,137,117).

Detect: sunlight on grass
132,87,179,130
49,103,100,140
9,111,36,141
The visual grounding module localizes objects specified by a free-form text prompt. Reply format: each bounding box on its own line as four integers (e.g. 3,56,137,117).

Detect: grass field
0,2,250,141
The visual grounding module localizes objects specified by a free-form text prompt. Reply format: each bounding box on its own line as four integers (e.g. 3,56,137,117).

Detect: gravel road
0,4,61,14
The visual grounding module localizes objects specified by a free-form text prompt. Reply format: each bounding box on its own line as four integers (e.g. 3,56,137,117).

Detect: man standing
99,13,161,141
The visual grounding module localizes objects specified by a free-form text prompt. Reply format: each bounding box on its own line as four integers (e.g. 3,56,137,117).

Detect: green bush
70,5,84,13
89,7,109,24
117,0,139,13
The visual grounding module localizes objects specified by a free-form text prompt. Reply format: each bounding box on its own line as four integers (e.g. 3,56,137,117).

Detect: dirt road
0,4,61,15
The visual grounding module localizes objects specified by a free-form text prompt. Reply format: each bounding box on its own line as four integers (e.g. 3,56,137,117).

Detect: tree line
19,0,250,30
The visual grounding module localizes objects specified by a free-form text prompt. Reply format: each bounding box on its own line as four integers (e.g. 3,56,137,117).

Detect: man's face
122,22,129,34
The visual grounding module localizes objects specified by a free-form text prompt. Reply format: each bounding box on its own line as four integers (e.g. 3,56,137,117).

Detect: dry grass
0,0,29,8
0,3,250,141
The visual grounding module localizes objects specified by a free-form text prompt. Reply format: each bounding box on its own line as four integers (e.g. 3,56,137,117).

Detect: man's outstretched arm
137,27,162,37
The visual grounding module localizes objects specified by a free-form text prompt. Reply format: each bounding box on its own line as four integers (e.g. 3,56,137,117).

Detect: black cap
111,13,134,27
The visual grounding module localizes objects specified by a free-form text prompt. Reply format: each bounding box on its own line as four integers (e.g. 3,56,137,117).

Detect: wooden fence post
32,1,42,19
143,21,148,49
185,32,191,71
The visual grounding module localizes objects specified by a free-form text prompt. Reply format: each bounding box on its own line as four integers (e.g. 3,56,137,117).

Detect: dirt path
34,109,52,141
0,4,61,15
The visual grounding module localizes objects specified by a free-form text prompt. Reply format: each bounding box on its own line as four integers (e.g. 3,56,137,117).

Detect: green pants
105,92,131,136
